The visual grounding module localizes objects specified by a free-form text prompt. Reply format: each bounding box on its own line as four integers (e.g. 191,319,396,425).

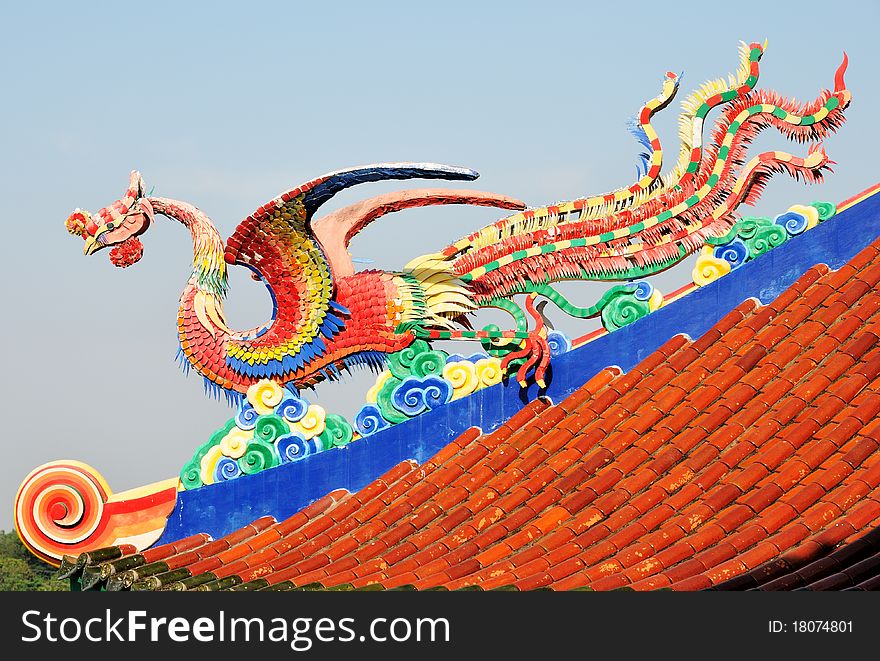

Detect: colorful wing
222,163,489,379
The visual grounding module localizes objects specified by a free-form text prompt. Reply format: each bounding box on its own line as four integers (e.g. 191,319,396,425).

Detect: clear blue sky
1,1,877,529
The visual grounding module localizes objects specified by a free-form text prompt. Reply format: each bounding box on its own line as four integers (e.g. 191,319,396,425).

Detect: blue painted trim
156,192,880,545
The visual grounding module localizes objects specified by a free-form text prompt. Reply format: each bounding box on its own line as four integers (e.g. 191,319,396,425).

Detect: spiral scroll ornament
178,380,354,489
698,201,837,285
15,461,177,565
356,344,512,435
15,461,110,562
693,249,733,285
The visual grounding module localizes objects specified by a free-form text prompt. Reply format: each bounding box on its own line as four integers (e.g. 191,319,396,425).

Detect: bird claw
501,330,550,389
499,293,552,389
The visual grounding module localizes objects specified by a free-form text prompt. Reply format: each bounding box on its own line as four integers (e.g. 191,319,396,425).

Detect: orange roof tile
58,238,880,591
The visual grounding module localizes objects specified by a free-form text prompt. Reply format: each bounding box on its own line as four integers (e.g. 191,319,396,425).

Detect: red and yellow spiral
14,461,178,566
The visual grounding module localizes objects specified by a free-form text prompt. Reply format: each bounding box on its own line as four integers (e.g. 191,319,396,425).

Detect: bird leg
415,293,551,388
498,294,551,388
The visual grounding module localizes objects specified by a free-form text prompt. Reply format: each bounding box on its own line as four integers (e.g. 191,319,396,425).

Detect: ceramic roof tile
60,232,880,591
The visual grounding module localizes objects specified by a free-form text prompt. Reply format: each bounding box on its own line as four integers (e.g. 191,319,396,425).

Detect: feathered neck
147,196,227,297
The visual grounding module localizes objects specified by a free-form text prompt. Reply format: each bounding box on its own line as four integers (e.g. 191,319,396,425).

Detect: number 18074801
768,620,853,633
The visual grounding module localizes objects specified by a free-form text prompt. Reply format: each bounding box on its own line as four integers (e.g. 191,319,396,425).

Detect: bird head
65,171,154,267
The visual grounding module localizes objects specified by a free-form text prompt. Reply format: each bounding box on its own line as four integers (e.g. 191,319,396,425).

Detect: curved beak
83,235,101,255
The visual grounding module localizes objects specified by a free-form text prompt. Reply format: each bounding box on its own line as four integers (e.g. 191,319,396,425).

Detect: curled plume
65,209,90,237
834,52,849,93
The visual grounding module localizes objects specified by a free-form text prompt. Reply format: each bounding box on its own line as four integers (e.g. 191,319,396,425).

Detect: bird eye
105,222,115,230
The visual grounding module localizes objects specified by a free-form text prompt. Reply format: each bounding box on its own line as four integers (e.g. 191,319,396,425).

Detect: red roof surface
714,525,880,590
59,238,880,591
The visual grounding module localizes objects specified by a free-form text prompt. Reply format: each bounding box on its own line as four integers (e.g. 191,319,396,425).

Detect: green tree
0,557,35,591
0,530,67,591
